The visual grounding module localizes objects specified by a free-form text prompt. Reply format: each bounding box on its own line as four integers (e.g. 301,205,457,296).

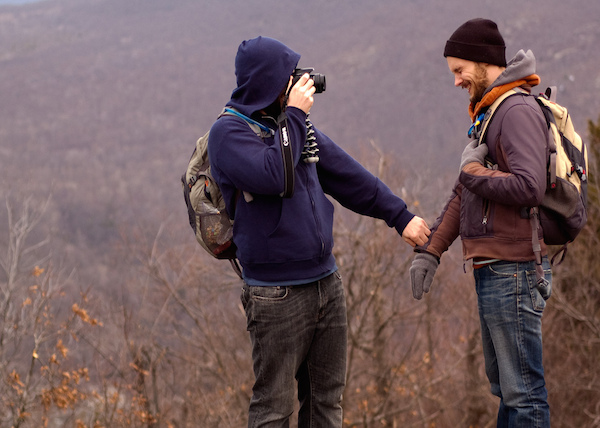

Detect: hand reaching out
402,216,430,247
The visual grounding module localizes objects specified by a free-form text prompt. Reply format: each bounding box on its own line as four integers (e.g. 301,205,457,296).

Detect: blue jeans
241,271,347,428
473,259,552,428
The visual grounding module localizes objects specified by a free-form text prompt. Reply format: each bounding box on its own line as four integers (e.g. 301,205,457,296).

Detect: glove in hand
409,252,439,300
459,140,488,172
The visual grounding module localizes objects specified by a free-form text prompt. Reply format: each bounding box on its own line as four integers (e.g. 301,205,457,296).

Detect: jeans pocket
244,286,291,330
250,285,289,301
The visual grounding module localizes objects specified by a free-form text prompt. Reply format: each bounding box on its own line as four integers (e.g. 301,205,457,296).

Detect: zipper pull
482,215,488,225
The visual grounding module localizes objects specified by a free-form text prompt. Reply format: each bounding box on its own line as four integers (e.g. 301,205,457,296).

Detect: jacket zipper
304,167,325,258
482,199,490,233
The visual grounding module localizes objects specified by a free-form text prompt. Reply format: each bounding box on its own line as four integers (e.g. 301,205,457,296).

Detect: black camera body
291,67,326,93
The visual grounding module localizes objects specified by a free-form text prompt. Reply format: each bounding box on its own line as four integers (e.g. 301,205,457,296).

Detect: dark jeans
241,271,347,428
474,258,552,428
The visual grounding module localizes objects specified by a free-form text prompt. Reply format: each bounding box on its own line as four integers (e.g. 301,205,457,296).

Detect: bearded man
409,18,552,427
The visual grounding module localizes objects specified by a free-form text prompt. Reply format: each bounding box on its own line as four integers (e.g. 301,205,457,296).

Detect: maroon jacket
419,90,550,262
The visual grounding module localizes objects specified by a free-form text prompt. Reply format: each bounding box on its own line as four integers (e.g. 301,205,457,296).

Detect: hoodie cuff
395,211,416,237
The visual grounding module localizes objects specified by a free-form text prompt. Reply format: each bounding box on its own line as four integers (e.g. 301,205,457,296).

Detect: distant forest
1,0,599,426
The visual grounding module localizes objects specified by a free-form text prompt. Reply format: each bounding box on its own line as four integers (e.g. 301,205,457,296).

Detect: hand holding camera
291,68,326,93
286,68,326,114
286,73,315,114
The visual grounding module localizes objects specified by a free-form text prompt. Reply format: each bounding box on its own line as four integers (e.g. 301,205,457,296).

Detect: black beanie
444,18,506,67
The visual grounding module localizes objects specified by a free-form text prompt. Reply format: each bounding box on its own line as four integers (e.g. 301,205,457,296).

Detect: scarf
468,74,541,122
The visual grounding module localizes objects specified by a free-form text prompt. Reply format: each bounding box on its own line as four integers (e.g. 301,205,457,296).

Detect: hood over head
228,36,301,117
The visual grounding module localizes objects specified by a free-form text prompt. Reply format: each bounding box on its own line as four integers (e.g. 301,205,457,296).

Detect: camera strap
277,112,295,198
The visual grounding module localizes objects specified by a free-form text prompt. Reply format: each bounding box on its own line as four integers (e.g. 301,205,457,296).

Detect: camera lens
291,68,326,94
311,73,326,93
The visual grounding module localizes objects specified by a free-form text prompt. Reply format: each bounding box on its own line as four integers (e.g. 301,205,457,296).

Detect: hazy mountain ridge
0,0,599,280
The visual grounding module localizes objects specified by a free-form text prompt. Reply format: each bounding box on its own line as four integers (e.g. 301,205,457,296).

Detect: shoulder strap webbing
477,89,520,144
217,108,264,206
223,107,294,198
223,107,273,137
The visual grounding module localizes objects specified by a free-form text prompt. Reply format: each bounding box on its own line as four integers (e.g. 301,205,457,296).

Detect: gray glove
409,252,439,300
459,140,488,172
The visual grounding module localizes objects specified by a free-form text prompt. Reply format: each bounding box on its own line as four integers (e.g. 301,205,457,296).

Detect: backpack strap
530,207,550,287
223,107,295,198
544,86,557,103
223,107,274,137
476,89,521,144
220,108,267,204
229,259,243,279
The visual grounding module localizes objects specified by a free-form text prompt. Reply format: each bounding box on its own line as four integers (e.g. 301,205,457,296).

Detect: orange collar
468,74,541,121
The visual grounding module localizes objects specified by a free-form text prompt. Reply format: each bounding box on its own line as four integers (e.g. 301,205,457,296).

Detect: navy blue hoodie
208,36,415,283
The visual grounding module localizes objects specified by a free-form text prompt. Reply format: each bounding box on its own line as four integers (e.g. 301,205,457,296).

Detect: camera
291,67,326,93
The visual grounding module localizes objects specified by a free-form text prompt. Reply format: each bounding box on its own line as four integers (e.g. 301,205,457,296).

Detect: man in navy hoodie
208,36,430,427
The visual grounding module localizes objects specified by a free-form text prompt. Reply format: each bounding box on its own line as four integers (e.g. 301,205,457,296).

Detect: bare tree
72,219,253,428
0,196,102,428
335,145,496,427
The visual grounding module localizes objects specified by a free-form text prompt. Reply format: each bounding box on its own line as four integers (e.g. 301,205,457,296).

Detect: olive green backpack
181,109,265,277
